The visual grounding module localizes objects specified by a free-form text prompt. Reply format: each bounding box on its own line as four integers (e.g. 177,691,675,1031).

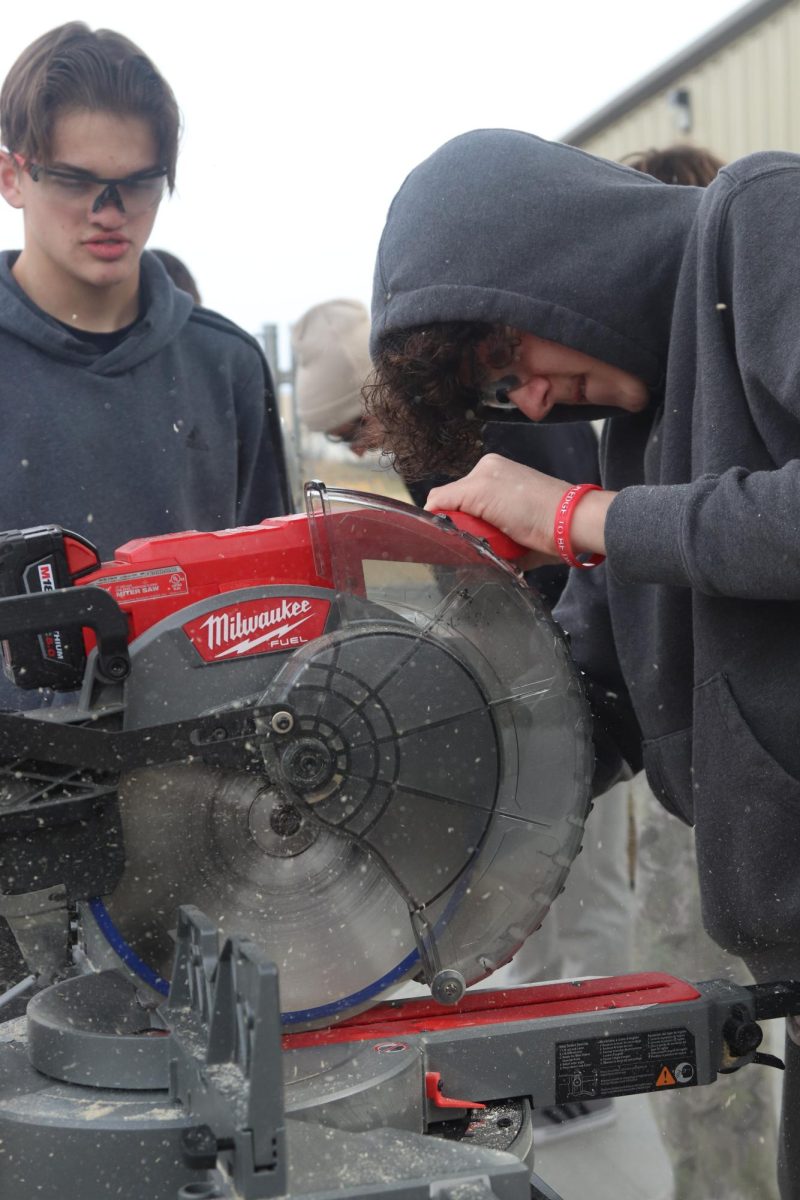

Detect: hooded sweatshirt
0,249,289,559
372,128,800,971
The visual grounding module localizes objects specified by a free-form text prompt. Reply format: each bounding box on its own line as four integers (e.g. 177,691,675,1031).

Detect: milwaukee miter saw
0,482,795,1200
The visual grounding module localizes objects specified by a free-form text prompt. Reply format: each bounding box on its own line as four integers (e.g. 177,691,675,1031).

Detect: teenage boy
366,127,800,1199
0,22,289,569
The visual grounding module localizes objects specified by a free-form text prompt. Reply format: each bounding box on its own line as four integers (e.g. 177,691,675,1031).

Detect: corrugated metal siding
573,0,800,162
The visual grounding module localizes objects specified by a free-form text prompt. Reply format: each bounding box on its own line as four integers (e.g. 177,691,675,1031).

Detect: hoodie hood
371,129,702,393
0,249,193,376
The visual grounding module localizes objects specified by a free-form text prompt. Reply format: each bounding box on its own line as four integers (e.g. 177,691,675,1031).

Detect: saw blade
105,617,502,1025
100,492,592,1027
107,762,416,1020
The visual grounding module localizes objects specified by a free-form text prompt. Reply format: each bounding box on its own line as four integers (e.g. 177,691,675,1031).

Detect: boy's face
477,331,649,421
0,109,163,296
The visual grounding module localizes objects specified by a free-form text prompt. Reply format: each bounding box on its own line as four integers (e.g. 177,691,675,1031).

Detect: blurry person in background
622,144,726,186
292,298,377,457
151,247,201,303
623,142,778,1200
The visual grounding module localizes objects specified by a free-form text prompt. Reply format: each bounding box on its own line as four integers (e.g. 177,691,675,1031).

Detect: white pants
490,775,634,986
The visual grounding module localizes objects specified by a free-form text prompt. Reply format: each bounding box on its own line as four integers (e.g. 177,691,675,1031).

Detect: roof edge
562,0,792,145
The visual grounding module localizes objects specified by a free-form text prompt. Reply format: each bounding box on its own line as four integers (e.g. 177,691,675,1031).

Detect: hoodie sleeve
234,351,292,522
605,163,800,600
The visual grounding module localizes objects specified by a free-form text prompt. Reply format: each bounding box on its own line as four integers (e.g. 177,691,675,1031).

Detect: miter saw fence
0,483,592,1028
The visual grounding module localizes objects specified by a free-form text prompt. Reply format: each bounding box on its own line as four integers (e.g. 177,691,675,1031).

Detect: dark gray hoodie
372,129,800,970
0,249,289,559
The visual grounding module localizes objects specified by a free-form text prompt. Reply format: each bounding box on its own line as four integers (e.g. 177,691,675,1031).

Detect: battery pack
0,525,100,690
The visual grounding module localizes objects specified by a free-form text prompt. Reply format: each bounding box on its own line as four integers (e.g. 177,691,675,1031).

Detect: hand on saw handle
426,453,616,570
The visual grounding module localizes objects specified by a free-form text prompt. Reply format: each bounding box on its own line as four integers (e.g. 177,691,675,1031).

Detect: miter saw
0,482,795,1200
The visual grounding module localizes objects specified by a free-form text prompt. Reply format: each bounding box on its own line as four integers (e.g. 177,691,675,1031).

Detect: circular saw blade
107,763,417,1020
101,492,592,1027
106,617,502,1025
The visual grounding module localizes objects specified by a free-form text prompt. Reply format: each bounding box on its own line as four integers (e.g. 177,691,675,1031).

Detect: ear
0,151,25,210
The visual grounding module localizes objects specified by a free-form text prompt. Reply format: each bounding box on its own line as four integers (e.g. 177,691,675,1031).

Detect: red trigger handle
433,510,528,561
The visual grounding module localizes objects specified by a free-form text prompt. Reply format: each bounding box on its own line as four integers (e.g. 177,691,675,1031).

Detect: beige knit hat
291,299,372,433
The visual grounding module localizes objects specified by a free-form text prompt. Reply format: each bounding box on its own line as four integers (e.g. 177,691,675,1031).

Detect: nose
90,184,126,221
508,376,552,422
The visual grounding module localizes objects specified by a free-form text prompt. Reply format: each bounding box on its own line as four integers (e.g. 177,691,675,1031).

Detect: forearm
606,465,800,599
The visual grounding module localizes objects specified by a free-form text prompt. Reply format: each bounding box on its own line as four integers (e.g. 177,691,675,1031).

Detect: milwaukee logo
205,598,312,652
183,595,330,663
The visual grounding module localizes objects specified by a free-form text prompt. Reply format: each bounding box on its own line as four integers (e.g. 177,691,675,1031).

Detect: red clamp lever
425,1071,486,1111
432,511,527,561
63,531,102,578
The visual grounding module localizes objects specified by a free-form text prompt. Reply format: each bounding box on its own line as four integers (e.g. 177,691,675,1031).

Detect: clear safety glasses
473,328,527,416
13,155,167,216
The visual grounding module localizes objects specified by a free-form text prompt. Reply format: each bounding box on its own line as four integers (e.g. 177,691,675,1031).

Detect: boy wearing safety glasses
0,23,289,569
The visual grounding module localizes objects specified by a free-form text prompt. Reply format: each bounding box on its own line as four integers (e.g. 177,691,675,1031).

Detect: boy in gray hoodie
0,22,289,565
367,128,800,1199
0,20,291,1001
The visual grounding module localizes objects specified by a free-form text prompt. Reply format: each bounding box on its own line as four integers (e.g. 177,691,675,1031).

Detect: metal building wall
573,0,800,163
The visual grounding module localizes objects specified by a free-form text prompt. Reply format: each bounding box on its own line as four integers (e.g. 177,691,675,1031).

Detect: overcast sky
0,0,744,359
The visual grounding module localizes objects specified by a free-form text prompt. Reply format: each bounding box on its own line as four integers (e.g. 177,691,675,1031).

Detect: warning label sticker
96,566,189,604
554,1027,697,1102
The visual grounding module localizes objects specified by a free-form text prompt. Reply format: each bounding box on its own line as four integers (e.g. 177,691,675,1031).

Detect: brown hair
363,322,500,480
621,145,724,189
0,23,180,189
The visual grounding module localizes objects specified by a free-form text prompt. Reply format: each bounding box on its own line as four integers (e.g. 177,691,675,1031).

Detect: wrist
553,484,616,569
569,489,615,557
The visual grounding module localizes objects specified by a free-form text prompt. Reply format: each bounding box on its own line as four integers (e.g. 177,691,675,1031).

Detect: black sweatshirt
372,129,800,970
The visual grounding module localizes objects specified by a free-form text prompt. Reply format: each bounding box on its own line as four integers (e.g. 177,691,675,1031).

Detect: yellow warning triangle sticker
656,1065,676,1087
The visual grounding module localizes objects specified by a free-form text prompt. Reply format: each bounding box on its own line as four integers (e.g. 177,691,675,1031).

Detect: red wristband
553,484,606,570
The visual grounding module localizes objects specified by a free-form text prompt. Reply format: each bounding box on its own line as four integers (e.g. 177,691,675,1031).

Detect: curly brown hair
363,321,515,481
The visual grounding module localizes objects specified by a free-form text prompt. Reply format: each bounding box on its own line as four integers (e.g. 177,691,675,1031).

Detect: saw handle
432,510,528,561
